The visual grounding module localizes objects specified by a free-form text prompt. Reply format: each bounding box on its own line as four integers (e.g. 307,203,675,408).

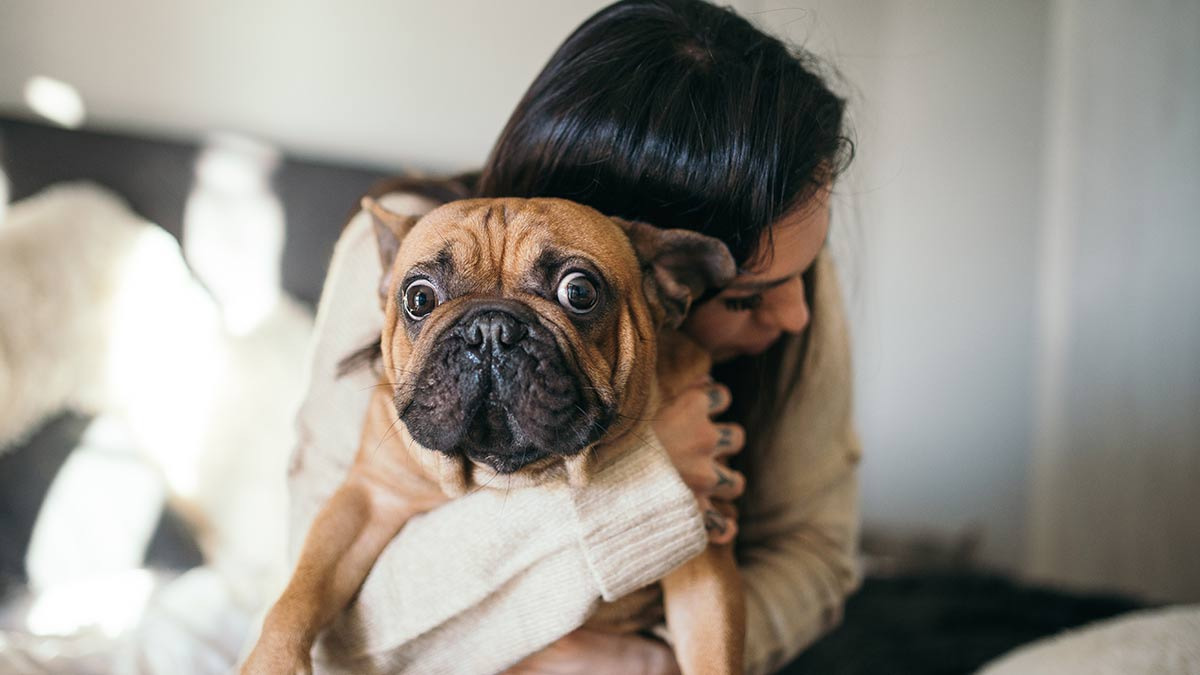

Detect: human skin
504,193,833,674
683,194,831,364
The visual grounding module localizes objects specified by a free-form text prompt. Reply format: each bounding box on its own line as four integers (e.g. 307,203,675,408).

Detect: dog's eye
403,280,439,320
556,272,598,314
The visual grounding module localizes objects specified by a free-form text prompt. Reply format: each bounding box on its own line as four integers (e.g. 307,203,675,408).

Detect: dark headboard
0,116,397,306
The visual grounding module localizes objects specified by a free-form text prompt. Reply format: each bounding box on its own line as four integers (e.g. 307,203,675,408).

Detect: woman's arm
739,462,860,674
509,393,859,675
282,197,708,673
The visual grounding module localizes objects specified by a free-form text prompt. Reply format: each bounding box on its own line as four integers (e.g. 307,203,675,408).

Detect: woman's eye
403,280,439,319
723,294,764,312
556,272,598,314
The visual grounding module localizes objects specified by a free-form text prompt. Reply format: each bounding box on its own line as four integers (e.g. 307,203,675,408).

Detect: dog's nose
463,310,528,351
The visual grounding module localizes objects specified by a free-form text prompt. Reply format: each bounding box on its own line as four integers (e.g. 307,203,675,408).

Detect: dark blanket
782,572,1146,675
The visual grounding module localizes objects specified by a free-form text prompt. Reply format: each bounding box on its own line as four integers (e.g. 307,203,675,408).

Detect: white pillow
980,605,1200,675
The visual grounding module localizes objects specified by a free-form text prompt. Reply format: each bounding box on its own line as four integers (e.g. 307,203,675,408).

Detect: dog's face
366,197,733,489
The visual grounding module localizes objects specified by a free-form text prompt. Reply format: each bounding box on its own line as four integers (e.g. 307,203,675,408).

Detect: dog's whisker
371,414,405,459
469,468,501,496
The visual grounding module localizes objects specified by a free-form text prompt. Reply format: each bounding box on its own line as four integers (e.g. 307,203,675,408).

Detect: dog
243,196,744,674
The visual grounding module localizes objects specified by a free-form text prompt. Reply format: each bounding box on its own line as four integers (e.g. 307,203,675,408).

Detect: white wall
1027,0,1200,601
3,0,1197,591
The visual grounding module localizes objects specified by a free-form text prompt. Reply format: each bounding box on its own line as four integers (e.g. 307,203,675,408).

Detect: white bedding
981,605,1200,675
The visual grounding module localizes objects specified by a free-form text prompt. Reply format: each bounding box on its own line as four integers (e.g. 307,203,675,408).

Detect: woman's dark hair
349,0,852,462
478,0,851,264
477,0,853,456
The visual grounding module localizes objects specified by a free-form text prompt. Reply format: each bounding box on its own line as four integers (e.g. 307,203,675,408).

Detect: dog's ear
615,218,737,328
362,197,421,304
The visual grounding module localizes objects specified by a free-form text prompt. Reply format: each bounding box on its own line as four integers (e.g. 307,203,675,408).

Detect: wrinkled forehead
397,198,639,285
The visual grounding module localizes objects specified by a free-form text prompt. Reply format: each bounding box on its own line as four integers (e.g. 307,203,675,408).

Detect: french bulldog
243,197,743,674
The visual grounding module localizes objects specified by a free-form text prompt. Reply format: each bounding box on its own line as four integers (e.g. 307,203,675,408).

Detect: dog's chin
403,403,607,473
459,443,556,475
452,418,598,474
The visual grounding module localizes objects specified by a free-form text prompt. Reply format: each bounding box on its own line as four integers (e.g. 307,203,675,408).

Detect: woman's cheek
683,303,751,355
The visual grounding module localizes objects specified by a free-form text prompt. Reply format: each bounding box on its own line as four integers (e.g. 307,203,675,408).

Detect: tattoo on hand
708,389,724,411
716,427,732,448
704,510,727,535
715,466,734,488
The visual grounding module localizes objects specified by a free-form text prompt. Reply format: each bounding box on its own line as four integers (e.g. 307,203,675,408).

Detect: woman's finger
713,423,745,457
711,498,739,524
710,465,745,501
700,496,738,545
705,383,732,417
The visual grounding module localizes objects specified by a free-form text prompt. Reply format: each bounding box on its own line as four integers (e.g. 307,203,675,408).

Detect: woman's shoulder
325,189,441,286
332,172,477,254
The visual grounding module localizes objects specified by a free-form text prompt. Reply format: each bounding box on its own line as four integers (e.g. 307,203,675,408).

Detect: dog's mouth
399,300,611,474
456,390,555,473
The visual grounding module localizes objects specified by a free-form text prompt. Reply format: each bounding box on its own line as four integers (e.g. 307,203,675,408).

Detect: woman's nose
759,282,810,335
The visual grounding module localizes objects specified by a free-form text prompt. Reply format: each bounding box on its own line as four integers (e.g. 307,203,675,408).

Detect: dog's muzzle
399,299,610,474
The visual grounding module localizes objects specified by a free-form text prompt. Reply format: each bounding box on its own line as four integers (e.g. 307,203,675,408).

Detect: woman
285,1,860,673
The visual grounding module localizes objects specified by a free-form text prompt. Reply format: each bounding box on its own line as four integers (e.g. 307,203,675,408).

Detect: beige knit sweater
287,193,862,675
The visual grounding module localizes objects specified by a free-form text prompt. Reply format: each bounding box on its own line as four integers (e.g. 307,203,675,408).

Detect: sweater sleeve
737,251,864,675
286,196,706,675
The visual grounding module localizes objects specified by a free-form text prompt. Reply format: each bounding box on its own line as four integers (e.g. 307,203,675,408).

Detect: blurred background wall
1,0,1196,601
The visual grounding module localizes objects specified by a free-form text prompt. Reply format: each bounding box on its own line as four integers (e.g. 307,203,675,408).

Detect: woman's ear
362,197,420,305
613,218,736,328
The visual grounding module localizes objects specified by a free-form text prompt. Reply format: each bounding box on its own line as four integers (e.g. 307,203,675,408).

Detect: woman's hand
502,629,680,675
652,380,746,544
